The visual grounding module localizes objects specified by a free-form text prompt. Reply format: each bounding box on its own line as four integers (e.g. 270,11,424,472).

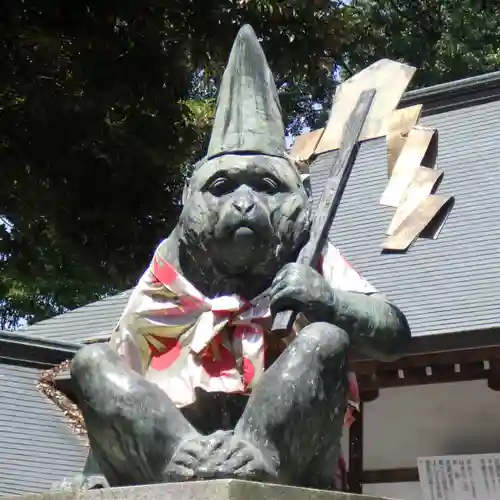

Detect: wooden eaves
347,327,500,493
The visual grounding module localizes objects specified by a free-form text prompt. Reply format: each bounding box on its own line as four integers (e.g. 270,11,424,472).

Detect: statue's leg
223,323,350,489
71,343,202,486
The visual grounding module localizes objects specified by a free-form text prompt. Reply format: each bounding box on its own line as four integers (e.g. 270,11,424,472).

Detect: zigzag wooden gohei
289,60,454,254
381,106,454,252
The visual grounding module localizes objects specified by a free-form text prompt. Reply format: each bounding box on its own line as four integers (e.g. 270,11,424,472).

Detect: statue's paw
51,474,109,491
165,431,232,481
198,437,277,481
165,440,201,481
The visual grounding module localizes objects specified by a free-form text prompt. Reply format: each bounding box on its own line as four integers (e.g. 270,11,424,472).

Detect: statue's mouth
214,211,272,242
232,225,255,238
221,218,260,238
230,225,259,249
210,218,279,274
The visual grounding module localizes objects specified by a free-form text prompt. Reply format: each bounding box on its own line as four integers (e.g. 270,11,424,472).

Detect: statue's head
178,25,310,286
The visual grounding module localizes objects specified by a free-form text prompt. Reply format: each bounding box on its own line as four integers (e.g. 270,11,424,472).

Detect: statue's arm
331,290,411,361
269,262,411,360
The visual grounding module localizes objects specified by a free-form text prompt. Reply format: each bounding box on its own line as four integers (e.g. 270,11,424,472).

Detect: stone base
5,480,398,500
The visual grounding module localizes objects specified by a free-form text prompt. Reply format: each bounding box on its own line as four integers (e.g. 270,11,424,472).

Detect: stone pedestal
5,480,398,500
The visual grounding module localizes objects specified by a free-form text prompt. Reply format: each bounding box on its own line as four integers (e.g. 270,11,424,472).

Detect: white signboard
418,454,500,500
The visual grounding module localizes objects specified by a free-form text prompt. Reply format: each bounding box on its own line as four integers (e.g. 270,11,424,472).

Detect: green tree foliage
346,0,500,88
3,0,499,328
0,0,350,328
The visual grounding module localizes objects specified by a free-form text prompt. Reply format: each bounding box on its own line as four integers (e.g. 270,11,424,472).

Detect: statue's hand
270,263,335,324
51,473,109,491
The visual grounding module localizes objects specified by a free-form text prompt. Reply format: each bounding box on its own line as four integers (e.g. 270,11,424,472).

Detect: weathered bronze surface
58,25,411,492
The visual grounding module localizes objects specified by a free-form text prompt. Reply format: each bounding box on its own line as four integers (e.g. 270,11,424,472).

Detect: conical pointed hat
206,25,286,160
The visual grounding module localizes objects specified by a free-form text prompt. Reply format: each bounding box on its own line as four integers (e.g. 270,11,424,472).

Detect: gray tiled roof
21,290,132,343
0,364,87,495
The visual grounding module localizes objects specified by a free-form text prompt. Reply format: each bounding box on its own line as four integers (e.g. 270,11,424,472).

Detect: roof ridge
402,70,500,114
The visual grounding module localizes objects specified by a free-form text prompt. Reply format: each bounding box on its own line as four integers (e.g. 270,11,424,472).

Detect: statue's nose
233,198,255,215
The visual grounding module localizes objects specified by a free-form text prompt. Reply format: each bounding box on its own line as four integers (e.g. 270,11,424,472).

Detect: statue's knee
296,322,350,360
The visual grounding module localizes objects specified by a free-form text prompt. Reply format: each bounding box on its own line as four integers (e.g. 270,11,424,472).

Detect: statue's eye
258,176,279,193
263,177,277,188
207,177,233,195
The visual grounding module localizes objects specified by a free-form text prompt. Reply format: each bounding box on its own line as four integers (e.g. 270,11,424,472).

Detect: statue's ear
301,174,312,198
182,184,190,205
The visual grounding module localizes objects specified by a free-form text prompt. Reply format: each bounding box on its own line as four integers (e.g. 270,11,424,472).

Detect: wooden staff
271,89,376,337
